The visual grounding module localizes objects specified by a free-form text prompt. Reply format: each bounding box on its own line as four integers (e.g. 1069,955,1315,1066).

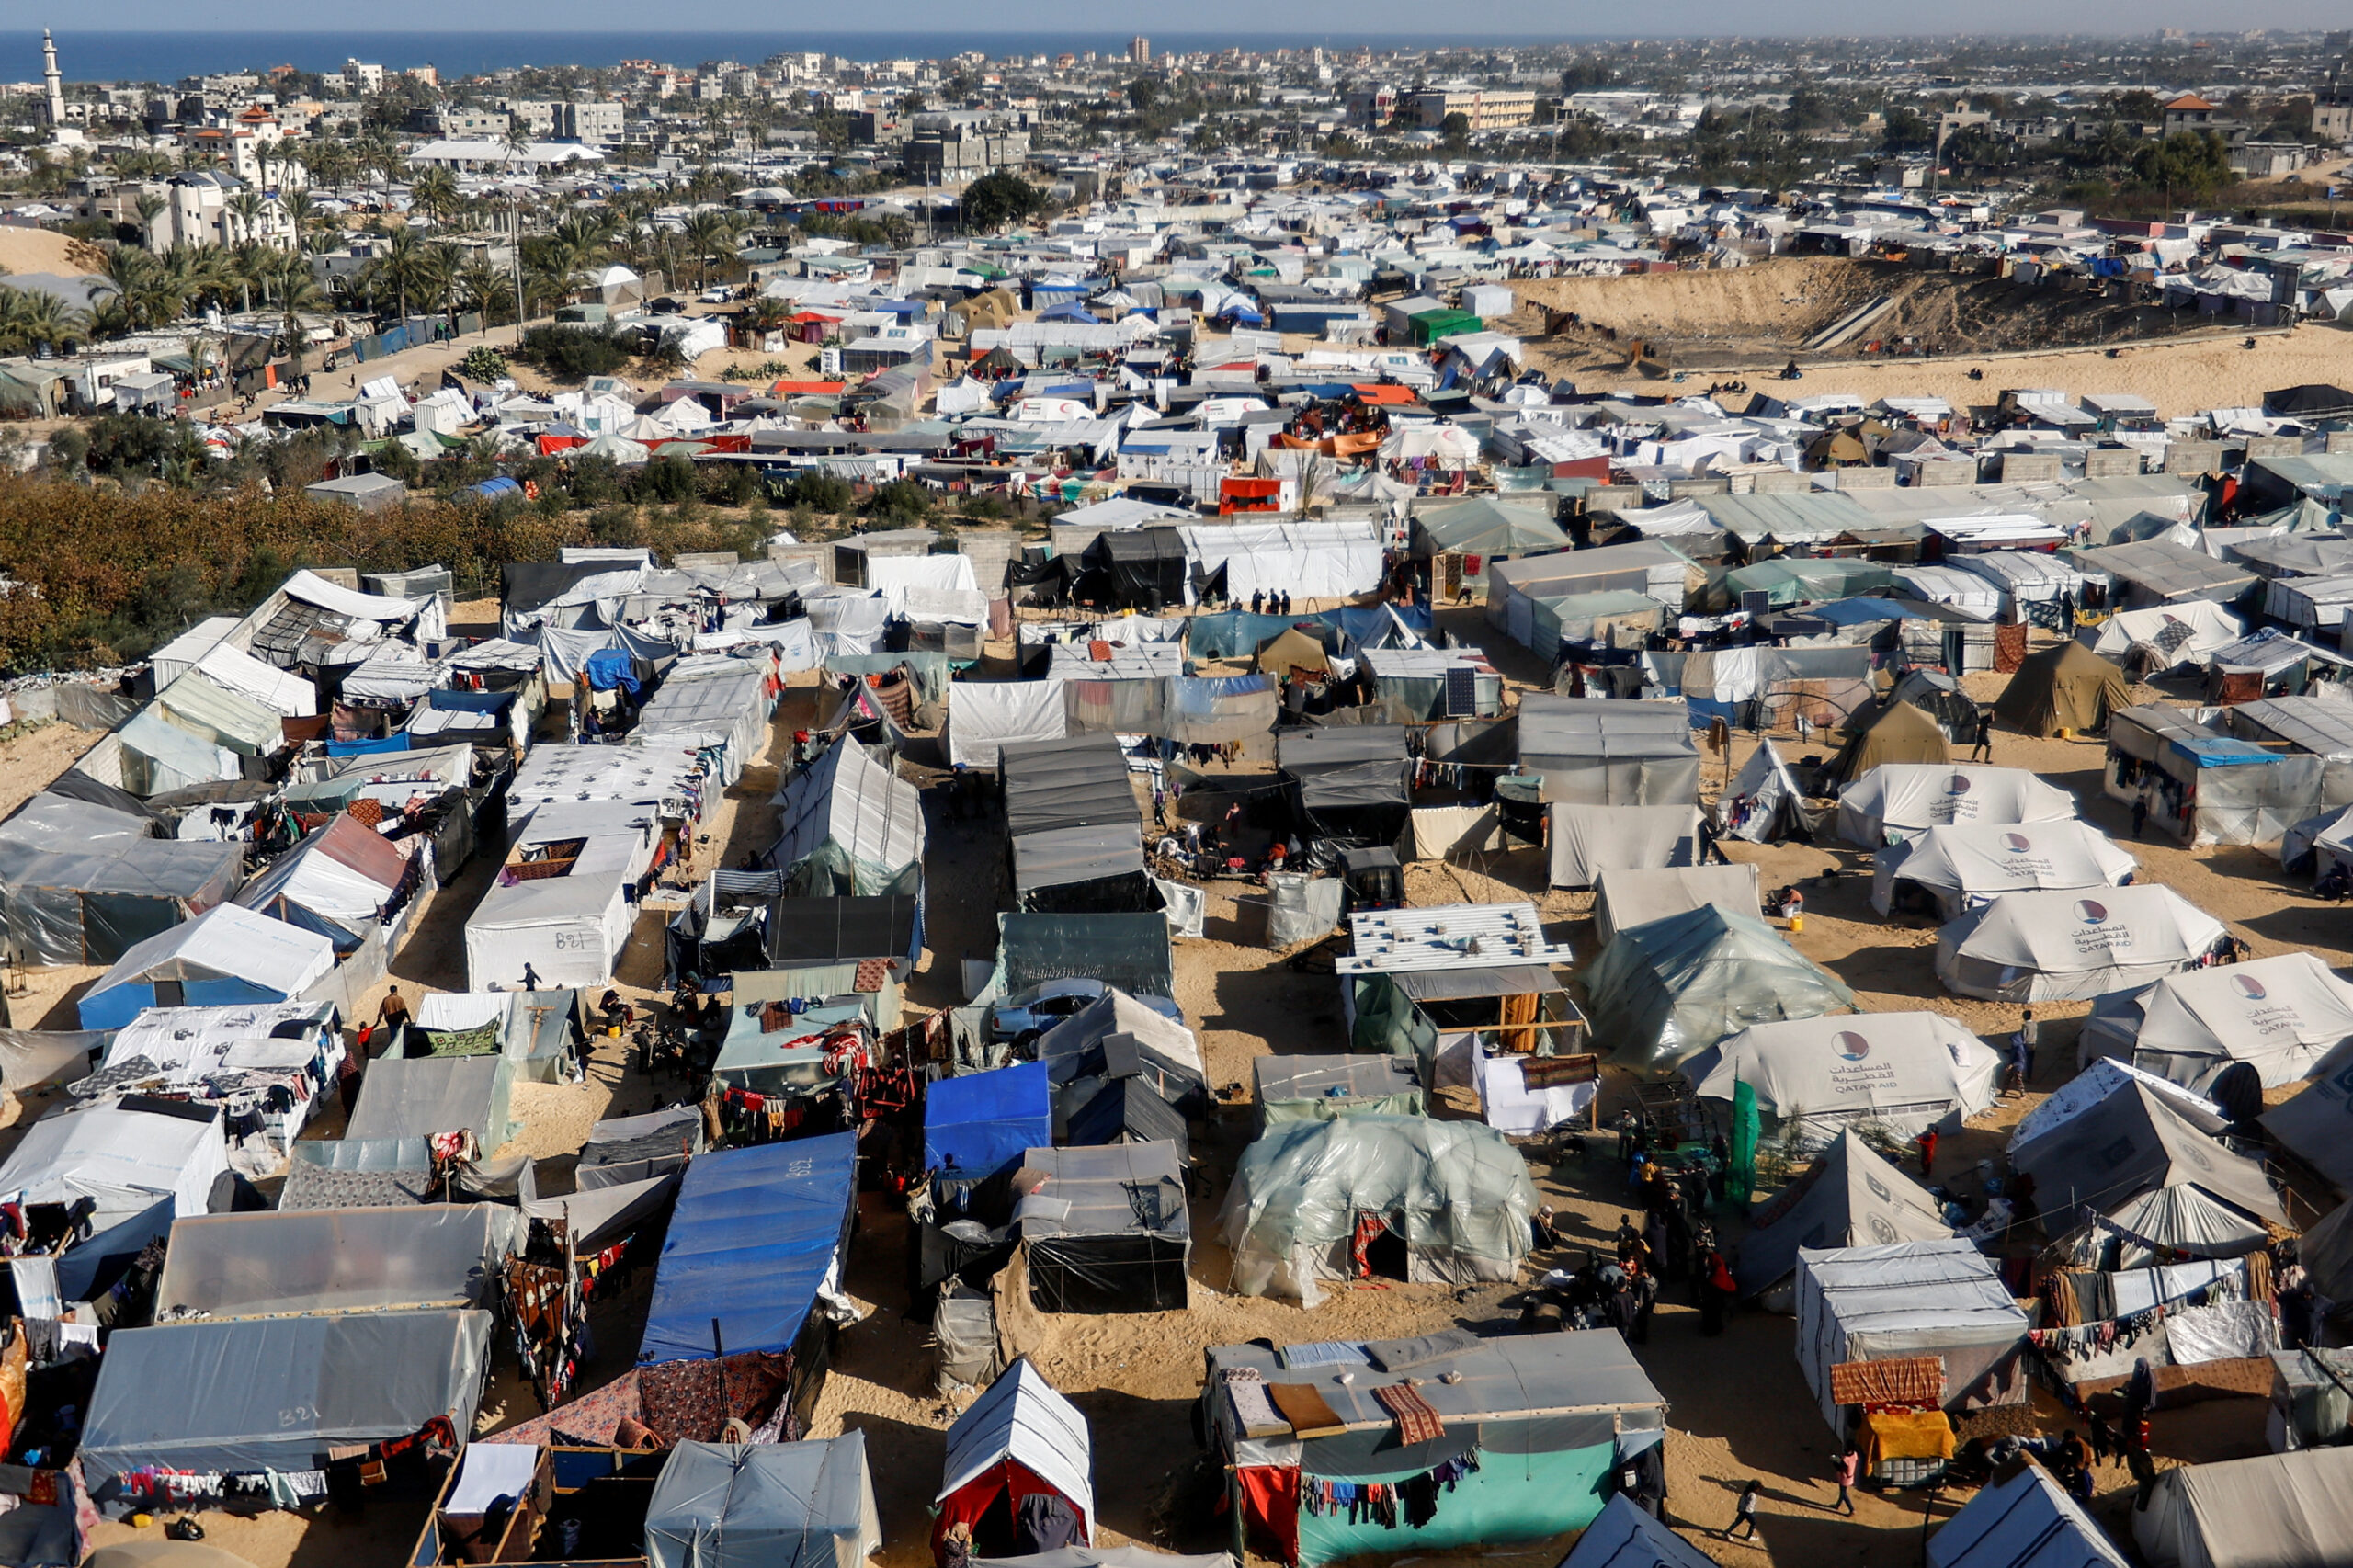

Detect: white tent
868,552,979,597
1935,886,2227,1003
1928,1461,2129,1568
769,737,926,898
2133,1448,2353,1568
464,801,655,990
1684,1011,2003,1144
948,681,1068,768
1179,521,1382,602
938,1358,1095,1543
0,1102,229,1233
2076,952,2353,1090
1594,864,1761,949
2010,1080,2286,1252
1872,820,2136,920
1836,764,2078,848
192,641,316,717
2086,602,2244,666
1558,1494,1716,1568
1547,804,1699,890
78,903,336,1030
1794,1239,2030,1431
1714,738,1817,845
1733,1130,1952,1304
2008,1057,2224,1155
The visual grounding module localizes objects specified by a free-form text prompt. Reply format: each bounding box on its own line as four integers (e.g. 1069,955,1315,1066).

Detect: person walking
1971,707,1995,763
1828,1449,1859,1516
1915,1127,1939,1178
1729,1481,1763,1540
2019,1007,2040,1080
2131,790,2149,840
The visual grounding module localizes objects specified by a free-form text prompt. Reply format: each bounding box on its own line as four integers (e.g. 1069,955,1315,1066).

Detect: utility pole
512,195,527,347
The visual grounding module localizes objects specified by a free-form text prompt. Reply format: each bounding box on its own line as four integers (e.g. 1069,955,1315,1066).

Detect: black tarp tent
767,893,926,969
1000,734,1156,913
1082,528,1190,611
1276,725,1412,857
1017,1141,1189,1313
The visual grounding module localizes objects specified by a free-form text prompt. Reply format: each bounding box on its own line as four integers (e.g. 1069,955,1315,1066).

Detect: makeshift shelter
2008,1056,2226,1155
641,1131,858,1369
1927,1461,2129,1568
948,682,1069,768
1594,865,1762,949
1715,740,1820,845
2264,1040,2353,1194
972,1551,1233,1568
2076,953,2353,1091
1222,1115,1535,1304
0,825,242,967
1254,627,1331,677
1558,1494,1715,1568
643,1436,882,1568
1017,1140,1189,1313
1577,906,1859,1072
1823,701,1950,788
1001,734,1152,914
1410,497,1570,600
78,1309,494,1493
153,1205,520,1320
1795,1239,2031,1435
1252,1055,1423,1130
1517,697,1699,806
1934,886,2227,1004
1836,764,2078,848
0,1099,228,1237
233,812,417,950
1032,987,1203,1085
1545,804,1699,891
1734,1131,1952,1305
77,903,335,1029
769,738,926,897
574,1106,704,1190
2281,803,2353,884
1995,642,2131,738
987,913,1174,1010
2086,602,2246,670
1870,821,2135,921
2132,1448,2353,1568
1276,726,1412,854
926,1062,1053,1199
1684,1011,2003,1146
464,801,657,992
346,1053,518,1149
2009,1081,2286,1254
1203,1332,1668,1568
936,1360,1094,1562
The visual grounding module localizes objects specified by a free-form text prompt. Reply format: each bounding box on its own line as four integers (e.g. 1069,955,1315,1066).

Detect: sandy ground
0,228,105,278
0,600,2325,1568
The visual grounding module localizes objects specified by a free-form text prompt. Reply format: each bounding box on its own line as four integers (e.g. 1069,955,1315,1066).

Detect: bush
460,345,508,381
862,479,933,524
633,454,697,504
785,472,853,513
520,325,631,379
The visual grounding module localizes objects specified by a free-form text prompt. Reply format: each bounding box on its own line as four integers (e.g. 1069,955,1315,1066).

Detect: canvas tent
2076,953,2353,1091
1222,1115,1535,1304
1684,1011,2003,1145
2265,1040,2353,1193
1578,906,1859,1072
1735,1131,1952,1304
1927,1461,2129,1568
233,812,415,949
1546,804,1699,891
2132,1448,2353,1568
936,1359,1094,1562
2011,1079,2286,1255
1934,886,2227,1004
1715,740,1819,845
1594,865,1762,949
153,1205,521,1320
0,1100,229,1235
77,903,335,1029
1017,1141,1189,1313
1823,701,1950,788
948,682,1069,769
1517,698,1699,807
78,1309,493,1493
643,1435,882,1568
346,1053,518,1149
1252,1055,1424,1129
1871,821,2135,921
769,738,926,898
1837,764,2078,848
1795,1239,2031,1433
1995,642,2131,738
1001,733,1152,914
1558,1494,1715,1568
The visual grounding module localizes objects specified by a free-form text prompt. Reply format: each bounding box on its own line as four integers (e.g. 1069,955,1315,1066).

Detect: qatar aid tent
1577,906,1859,1072
1795,1239,2032,1432
77,1308,494,1493
1927,1461,2129,1568
1203,1332,1668,1568
935,1358,1094,1562
1733,1130,1952,1305
1546,803,1700,891
1715,739,1821,845
1683,1012,2002,1147
1933,886,2226,1004
1995,642,2131,738
644,1435,882,1568
1823,700,1950,789
1870,820,2136,921
2133,1448,2353,1568
1557,1494,1716,1568
76,902,335,1029
1594,864,1763,949
1836,763,2078,848
769,737,926,898
2010,1081,2287,1257
1222,1115,1536,1304
2076,952,2353,1091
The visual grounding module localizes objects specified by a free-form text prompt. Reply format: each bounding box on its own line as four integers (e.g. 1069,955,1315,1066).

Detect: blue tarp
462,476,523,501
922,1061,1051,1184
640,1131,858,1364
426,687,515,713
325,733,412,757
2170,736,2286,768
1039,302,1099,324
1811,596,1928,627
585,648,642,696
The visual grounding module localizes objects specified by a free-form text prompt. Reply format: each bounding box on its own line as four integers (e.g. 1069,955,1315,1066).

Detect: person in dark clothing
1251,589,1265,614
521,963,542,992
2131,792,2149,839
1972,708,1995,763
2128,1444,2158,1510
1730,1480,1763,1540
1603,1281,1639,1337
1615,1214,1644,1267
1699,1248,1734,1336
2281,1281,2317,1348
1630,1269,1658,1344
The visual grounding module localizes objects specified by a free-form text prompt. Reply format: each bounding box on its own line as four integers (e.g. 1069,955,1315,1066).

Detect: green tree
2131,131,2234,201
1127,77,1160,113
1440,111,1472,152
961,171,1043,233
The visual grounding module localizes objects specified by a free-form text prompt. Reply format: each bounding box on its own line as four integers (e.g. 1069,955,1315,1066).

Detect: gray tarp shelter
1017,1140,1190,1313
1276,725,1413,847
78,1308,494,1492
1927,1461,2129,1568
0,820,243,966
2011,1080,2287,1251
1577,906,1859,1071
768,737,926,898
989,914,1173,1004
345,1052,518,1148
1558,1494,1716,1568
1795,1240,2031,1433
153,1205,522,1319
1000,733,1151,913
1546,804,1699,891
2069,540,2255,609
2133,1447,2353,1568
2265,1037,2353,1194
644,1435,882,1568
1594,865,1762,949
1517,697,1699,807
1252,1055,1423,1130
1734,1130,1952,1302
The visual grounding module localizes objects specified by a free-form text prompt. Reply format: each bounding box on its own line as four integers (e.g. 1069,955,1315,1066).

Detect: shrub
460,345,509,381
520,325,631,379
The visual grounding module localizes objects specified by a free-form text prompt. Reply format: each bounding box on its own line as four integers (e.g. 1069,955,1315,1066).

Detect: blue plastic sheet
640,1131,858,1363
922,1061,1051,1183
585,648,642,696
325,733,412,756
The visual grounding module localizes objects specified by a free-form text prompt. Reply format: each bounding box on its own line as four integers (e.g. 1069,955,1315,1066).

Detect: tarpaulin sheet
645,1435,881,1568
771,738,926,899
641,1131,858,1364
949,682,1069,767
1837,763,2080,848
925,1062,1052,1183
153,1205,522,1319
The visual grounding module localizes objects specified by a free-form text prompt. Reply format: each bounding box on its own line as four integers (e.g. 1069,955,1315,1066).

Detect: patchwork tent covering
2077,952,2353,1091
78,903,336,1029
1578,906,1859,1071
1252,1055,1424,1128
644,1435,883,1568
769,738,926,897
1795,1240,2032,1431
1734,1131,1952,1301
1836,764,2079,848
1017,1140,1190,1313
641,1131,858,1364
1870,820,2136,921
1684,1011,2003,1144
1001,733,1149,911
1593,865,1762,949
1222,1114,1536,1304
1715,739,1819,845
1546,804,1699,890
233,812,415,945
2011,1081,2286,1249
1517,697,1699,807
2132,1447,2353,1568
1934,886,2228,1004
153,1204,523,1319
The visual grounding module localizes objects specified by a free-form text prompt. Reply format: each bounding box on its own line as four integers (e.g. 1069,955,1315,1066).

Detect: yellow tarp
1861,1408,1955,1470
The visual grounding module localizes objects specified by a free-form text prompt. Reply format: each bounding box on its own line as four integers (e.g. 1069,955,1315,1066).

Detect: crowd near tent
1684,1011,2003,1145
1935,885,2228,1003
2076,952,2353,1090
1836,764,2078,848
1579,906,1859,1071
1871,820,2136,921
1735,1131,1952,1305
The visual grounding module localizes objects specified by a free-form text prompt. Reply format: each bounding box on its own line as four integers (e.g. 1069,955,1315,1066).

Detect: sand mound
0,226,106,278
1509,257,1881,343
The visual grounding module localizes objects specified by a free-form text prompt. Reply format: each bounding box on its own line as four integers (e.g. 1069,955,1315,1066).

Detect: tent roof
1938,885,2227,988
1223,1114,1536,1264
1256,626,1332,675
1036,987,1202,1077
1734,1129,1952,1296
1837,763,2079,844
1001,733,1137,839
765,895,922,968
923,1062,1053,1181
2135,1448,2353,1568
1577,906,1859,1070
86,903,334,1001
1204,1329,1665,1433
1876,821,2135,911
1559,1494,1719,1568
1595,864,1762,945
644,1435,878,1568
769,736,926,891
642,1131,858,1363
234,813,410,927
1798,1238,2029,1344
1928,1461,2129,1568
1828,700,1950,784
1412,496,1571,557
2011,1080,2285,1235
1688,1009,2000,1138
153,1205,520,1320
2086,952,2353,1090
1995,642,2131,737
1017,1139,1187,1236
940,1359,1095,1534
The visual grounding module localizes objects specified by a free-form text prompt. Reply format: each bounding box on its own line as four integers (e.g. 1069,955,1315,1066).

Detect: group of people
1248,588,1298,617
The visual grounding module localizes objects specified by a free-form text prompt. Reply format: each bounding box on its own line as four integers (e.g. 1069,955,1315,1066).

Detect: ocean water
23,30,1586,85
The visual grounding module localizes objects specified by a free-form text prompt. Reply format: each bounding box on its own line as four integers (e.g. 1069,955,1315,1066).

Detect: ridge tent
1517,697,1699,807
1546,804,1699,891
0,791,155,851
1934,886,2227,1003
153,1205,522,1320
1559,1494,1716,1568
2281,802,2353,884
1577,906,1859,1072
1684,1011,2003,1146
2077,952,2353,1090
1001,733,1153,914
1034,987,1203,1083
1927,1460,2129,1568
1016,1140,1189,1312
2086,602,2245,668
1733,1130,1951,1305
1252,1055,1423,1130
574,1106,705,1190
936,1359,1094,1563
78,1308,494,1493
1594,865,1763,949
2264,1038,2353,1193
1795,1239,2032,1433
0,1100,228,1234
1995,642,2131,738
1058,1074,1189,1163
77,903,335,1030
2132,1447,2353,1568
1222,1114,1535,1304
1276,726,1413,853
345,1052,518,1149
1714,739,1820,845
2007,1057,2226,1155
1837,764,2079,848
2010,1081,2285,1254
1871,820,2136,921
948,682,1069,769
925,1062,1053,1200
1823,700,1951,789
644,1435,882,1568
1202,1332,1668,1568
233,812,418,950
1254,627,1331,677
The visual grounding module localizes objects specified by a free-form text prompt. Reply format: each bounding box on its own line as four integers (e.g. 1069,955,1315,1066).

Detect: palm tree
681,208,747,292
133,193,167,249
360,226,444,331
223,189,267,246
411,165,460,230
275,267,327,376
278,190,319,256
456,257,514,328
0,290,91,356
86,291,134,340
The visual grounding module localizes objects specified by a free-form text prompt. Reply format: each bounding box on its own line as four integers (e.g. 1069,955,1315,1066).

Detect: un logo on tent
2234,974,2268,1001
1834,1031,1871,1062
1870,1216,1899,1244
2075,899,2109,926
